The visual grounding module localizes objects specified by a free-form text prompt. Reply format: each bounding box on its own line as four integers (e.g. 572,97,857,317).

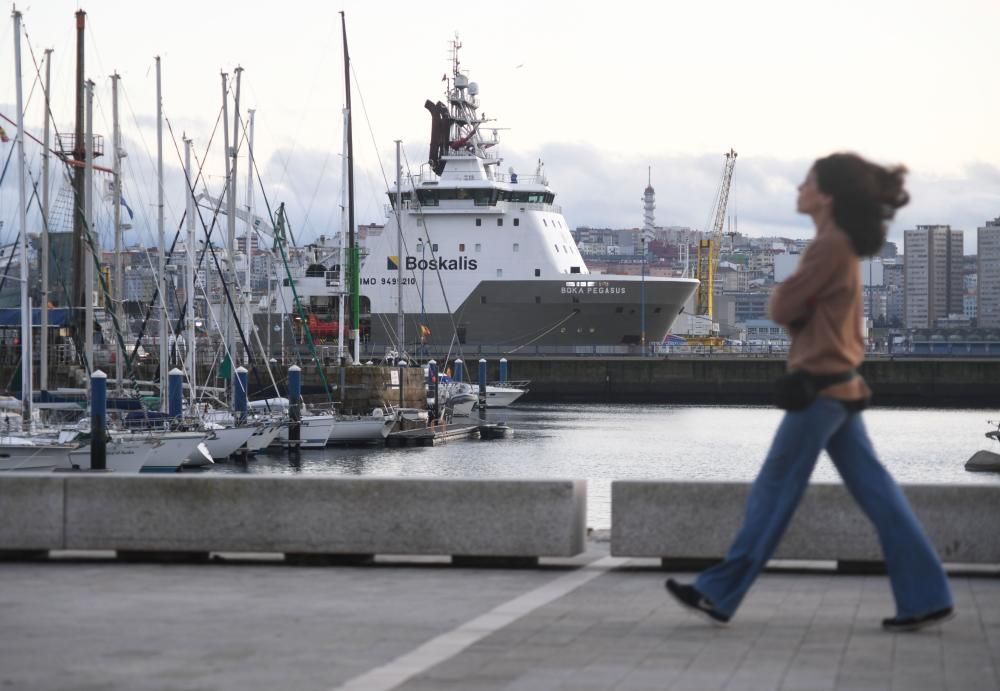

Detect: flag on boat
419,324,431,339
218,353,232,380
386,255,398,270
0,126,8,143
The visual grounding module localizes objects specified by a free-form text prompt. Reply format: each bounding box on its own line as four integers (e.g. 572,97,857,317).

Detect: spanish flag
0,127,8,143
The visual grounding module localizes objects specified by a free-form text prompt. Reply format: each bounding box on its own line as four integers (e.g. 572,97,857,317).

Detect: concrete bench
611,481,1000,568
0,475,587,564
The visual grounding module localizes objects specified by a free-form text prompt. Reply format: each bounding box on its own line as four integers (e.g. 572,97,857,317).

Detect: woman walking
666,153,954,632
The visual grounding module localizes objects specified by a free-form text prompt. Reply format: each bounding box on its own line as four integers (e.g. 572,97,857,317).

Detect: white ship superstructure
274,39,698,352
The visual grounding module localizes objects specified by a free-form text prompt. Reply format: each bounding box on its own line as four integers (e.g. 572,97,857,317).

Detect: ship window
432,243,438,252
513,218,520,226
513,243,519,253
481,296,487,304
476,218,482,227
416,189,439,206
416,242,423,252
496,269,503,278
534,268,540,277
535,296,541,304
386,191,412,209
654,307,662,313
459,243,465,251
497,218,503,227
570,266,581,274
475,243,482,252
615,306,624,313
572,297,580,304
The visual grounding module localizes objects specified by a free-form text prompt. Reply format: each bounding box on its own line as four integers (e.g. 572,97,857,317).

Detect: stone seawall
465,357,1000,407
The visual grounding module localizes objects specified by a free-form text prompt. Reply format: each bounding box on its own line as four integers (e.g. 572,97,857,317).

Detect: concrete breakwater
2,475,997,569
11,356,998,408
460,357,1000,408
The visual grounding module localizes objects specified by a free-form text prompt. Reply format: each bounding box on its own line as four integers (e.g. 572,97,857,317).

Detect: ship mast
12,8,31,429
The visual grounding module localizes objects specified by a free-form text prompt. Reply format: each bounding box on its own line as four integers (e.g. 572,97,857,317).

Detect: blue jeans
695,397,952,619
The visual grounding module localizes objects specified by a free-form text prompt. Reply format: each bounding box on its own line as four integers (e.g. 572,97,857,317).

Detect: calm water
212,404,1000,528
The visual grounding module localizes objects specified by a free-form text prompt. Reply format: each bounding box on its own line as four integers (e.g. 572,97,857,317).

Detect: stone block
611,481,1000,564
0,474,64,550
64,475,587,557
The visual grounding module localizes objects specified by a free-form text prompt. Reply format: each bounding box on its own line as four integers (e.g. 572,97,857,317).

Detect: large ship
274,40,698,354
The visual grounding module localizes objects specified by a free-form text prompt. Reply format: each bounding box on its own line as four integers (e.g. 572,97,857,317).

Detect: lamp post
640,234,647,353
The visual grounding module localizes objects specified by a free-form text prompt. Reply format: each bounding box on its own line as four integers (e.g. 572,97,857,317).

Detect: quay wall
14,357,999,408
465,357,1000,408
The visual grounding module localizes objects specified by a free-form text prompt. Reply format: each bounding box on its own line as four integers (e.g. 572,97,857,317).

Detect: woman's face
796,168,832,217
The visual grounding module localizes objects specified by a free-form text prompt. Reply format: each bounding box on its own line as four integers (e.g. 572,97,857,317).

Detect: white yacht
268,39,698,353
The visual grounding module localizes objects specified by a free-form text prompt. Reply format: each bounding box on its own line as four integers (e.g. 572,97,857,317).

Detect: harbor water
211,404,1000,528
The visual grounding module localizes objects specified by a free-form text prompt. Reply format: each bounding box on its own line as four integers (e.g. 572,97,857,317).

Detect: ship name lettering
405,256,478,271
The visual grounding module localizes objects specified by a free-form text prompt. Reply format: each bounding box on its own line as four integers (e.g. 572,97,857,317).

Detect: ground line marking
330,556,628,691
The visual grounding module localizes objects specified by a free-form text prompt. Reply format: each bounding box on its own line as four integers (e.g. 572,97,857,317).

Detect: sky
0,0,997,254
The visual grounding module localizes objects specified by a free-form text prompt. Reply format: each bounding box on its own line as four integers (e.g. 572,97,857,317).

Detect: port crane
694,149,738,325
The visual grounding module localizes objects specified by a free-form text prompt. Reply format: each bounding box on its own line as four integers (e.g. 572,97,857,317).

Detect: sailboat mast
71,10,86,345
243,108,255,366
340,11,359,364
337,107,347,362
111,72,124,391
395,140,404,354
220,71,231,378
156,57,167,411
229,67,243,366
184,136,196,409
40,48,52,393
84,79,95,375
12,8,31,429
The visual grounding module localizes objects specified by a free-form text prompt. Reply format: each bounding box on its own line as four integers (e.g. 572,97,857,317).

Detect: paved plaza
1,543,997,691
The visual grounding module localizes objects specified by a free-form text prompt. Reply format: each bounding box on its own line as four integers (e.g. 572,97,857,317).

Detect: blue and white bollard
90,370,107,471
499,357,508,384
478,358,488,422
234,366,249,422
287,365,301,451
453,358,464,383
168,368,184,419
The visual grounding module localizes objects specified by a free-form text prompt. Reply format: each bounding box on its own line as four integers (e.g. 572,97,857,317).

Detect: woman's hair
813,152,909,257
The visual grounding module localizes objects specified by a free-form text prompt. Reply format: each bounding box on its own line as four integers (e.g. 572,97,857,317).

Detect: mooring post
90,370,107,470
478,358,487,422
454,358,464,382
234,366,248,424
427,360,439,424
168,368,183,419
499,357,508,384
288,365,301,453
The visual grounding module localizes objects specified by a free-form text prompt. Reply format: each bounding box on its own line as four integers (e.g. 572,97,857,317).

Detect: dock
386,422,513,447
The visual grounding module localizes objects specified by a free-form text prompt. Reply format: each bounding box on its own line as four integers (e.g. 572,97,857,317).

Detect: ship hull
368,277,697,349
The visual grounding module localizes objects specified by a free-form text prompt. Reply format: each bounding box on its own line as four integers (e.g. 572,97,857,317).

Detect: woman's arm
768,237,841,327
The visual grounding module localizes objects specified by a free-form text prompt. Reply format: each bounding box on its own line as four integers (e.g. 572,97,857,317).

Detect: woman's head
799,152,909,257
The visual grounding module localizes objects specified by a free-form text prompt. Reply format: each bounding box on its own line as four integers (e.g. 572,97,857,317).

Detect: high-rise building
977,217,1000,328
903,225,963,328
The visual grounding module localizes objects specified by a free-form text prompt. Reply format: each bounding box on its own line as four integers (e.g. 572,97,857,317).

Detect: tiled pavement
1,544,997,691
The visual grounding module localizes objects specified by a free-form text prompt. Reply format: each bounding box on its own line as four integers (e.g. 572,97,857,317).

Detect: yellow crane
689,149,737,346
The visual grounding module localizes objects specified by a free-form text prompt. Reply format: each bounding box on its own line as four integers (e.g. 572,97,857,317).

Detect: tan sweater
768,220,872,402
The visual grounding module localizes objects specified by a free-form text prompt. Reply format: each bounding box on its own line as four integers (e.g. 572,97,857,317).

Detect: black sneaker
665,578,730,626
881,606,955,632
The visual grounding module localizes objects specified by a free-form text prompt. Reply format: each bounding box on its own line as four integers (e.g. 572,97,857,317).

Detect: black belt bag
773,370,857,411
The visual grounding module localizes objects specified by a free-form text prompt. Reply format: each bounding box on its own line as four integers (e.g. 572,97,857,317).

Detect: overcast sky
0,0,997,254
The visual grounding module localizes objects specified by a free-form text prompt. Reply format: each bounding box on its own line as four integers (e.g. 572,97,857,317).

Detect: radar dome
468,81,479,96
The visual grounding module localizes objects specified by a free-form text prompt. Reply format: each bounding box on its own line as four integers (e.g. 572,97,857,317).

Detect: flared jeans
695,396,952,619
